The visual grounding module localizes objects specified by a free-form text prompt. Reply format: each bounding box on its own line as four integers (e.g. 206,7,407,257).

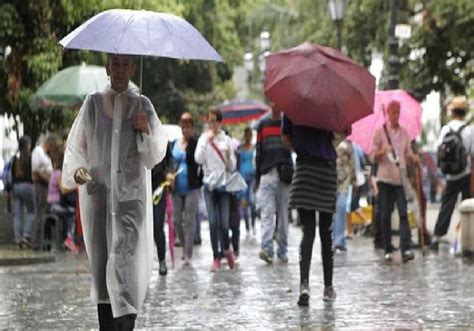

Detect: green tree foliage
247,0,473,103
0,0,100,145
0,0,248,143
399,0,474,100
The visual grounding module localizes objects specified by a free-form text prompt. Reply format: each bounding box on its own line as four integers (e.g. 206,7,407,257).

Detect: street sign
395,24,412,39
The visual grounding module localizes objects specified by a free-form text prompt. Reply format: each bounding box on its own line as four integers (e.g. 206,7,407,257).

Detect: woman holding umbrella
62,54,167,329
282,115,339,306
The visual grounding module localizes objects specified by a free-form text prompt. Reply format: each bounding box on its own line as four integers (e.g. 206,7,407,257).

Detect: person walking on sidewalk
11,136,36,249
62,54,168,330
431,97,474,250
151,143,173,276
282,115,338,306
238,127,257,238
371,100,419,262
31,135,57,250
255,105,293,264
333,140,356,252
195,108,236,272
169,112,202,267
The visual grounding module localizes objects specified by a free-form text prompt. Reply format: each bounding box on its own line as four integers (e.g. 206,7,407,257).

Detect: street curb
0,246,56,266
0,255,56,266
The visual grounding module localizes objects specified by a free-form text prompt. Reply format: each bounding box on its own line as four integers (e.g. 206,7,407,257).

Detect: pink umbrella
165,191,175,268
347,89,422,154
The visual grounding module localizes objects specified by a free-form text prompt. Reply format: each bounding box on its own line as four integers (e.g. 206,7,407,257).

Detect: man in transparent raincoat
62,54,168,330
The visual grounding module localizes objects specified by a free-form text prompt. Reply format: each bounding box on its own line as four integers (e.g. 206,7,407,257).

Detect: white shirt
31,145,53,178
194,130,236,179
435,119,474,181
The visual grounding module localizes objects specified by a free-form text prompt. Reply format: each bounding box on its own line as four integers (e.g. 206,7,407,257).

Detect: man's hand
74,167,92,185
409,154,420,166
166,172,176,190
134,112,150,134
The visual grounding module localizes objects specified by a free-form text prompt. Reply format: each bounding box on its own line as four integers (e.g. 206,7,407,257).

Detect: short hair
18,135,31,152
179,112,194,126
244,127,252,135
208,107,223,122
45,135,57,146
387,100,400,113
52,146,65,170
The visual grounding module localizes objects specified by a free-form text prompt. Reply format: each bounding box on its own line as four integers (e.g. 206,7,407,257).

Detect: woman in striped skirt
282,115,338,306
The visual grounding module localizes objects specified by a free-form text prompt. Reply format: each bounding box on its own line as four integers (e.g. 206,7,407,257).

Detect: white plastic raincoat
62,84,167,317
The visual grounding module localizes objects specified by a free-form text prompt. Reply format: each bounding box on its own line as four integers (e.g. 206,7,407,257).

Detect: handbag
277,164,294,184
207,140,247,192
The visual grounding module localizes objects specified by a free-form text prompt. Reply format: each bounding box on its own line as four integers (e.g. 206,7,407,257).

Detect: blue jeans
257,168,289,258
242,175,257,232
12,182,36,243
333,191,348,248
204,188,230,259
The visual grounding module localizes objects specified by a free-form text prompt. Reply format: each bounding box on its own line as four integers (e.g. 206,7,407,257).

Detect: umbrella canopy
32,64,109,109
347,89,422,154
59,9,223,62
218,99,271,124
264,42,375,132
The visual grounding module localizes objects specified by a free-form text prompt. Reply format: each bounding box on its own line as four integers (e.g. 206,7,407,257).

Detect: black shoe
402,250,415,262
174,241,182,247
21,237,32,249
334,245,347,252
430,241,439,250
159,261,168,276
194,238,202,245
297,285,310,306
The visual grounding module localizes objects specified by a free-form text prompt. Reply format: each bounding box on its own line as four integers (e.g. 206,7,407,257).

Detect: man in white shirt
431,97,473,250
31,135,57,250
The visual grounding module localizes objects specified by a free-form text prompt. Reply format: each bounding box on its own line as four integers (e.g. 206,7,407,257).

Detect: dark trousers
298,209,333,288
378,182,411,253
32,182,48,249
434,174,470,237
98,304,136,331
372,196,388,246
229,193,241,255
153,195,166,262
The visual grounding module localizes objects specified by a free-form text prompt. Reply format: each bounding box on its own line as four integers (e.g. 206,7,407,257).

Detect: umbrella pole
140,55,143,95
138,55,144,141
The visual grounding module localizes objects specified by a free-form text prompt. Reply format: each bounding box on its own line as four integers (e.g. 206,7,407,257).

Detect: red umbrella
218,99,270,124
264,42,376,132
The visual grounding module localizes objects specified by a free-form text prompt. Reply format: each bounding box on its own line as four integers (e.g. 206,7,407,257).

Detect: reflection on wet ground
1,222,473,329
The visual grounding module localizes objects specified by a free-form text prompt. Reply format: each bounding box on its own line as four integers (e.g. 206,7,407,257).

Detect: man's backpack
437,124,468,175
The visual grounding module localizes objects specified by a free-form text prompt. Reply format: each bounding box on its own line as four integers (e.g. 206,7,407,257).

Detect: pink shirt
47,169,62,204
371,125,412,185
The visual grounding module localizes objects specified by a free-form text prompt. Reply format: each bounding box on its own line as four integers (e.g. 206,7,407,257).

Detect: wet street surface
1,221,474,330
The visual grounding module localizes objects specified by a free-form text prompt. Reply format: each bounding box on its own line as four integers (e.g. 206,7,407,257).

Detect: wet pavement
1,218,474,330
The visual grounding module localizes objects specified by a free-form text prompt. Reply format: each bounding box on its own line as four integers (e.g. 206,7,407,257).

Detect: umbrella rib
162,17,185,59
117,14,135,54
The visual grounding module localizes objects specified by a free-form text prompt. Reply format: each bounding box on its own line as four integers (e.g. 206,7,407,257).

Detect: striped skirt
289,158,337,213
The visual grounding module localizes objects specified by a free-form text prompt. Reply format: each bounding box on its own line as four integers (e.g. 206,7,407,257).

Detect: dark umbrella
264,42,375,132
